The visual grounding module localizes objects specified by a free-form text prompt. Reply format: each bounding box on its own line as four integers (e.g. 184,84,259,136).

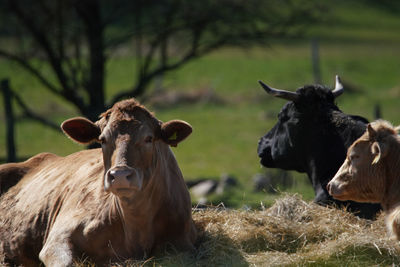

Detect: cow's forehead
296,85,333,99
104,100,153,119
277,87,337,116
350,139,369,153
98,99,160,130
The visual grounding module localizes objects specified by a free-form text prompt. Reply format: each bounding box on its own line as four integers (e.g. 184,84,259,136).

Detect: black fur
258,85,381,219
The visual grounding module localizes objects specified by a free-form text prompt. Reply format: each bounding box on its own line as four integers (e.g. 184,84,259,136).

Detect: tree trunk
76,0,105,122
1,79,17,162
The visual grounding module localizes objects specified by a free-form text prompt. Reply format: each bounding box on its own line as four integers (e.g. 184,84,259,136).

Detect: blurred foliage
0,0,324,122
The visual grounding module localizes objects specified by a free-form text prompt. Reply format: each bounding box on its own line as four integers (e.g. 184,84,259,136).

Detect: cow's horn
332,75,344,97
258,80,299,101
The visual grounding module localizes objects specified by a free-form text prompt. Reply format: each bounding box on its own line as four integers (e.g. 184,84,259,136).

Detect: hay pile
122,194,399,266
63,194,400,266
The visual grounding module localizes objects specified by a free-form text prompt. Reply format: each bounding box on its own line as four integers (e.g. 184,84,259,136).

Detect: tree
0,0,325,124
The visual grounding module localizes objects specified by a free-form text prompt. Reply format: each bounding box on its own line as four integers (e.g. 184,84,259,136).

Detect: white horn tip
335,75,342,85
332,75,344,97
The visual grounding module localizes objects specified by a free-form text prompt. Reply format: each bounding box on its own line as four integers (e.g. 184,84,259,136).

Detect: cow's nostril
109,174,116,182
109,170,117,181
108,168,134,181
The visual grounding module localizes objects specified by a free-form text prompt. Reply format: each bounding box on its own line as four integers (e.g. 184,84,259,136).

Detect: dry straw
49,194,400,266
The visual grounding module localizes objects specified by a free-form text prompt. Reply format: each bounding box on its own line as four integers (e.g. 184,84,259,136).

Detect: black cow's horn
258,80,299,101
332,75,344,97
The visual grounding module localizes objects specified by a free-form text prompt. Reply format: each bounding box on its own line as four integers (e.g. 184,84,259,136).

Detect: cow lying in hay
0,99,197,266
257,75,381,219
328,120,400,240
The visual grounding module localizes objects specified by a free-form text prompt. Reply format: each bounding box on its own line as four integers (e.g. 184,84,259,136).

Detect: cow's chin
111,187,139,198
330,189,362,202
330,193,351,201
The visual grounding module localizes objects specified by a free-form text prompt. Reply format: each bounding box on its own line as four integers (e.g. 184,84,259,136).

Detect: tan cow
327,120,400,239
0,99,197,266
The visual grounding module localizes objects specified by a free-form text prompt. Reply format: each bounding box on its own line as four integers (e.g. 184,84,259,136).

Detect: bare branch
110,28,224,104
7,1,89,112
56,0,65,63
0,49,61,95
12,90,61,132
8,1,70,91
1,0,324,119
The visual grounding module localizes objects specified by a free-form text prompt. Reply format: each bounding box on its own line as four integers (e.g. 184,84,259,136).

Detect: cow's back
0,149,104,265
0,152,59,194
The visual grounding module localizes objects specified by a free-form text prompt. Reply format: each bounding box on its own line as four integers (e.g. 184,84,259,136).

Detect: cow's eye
349,154,359,162
144,136,153,143
99,136,106,144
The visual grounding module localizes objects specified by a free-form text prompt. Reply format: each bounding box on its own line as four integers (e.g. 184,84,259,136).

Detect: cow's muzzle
104,165,143,194
258,140,275,168
326,180,345,200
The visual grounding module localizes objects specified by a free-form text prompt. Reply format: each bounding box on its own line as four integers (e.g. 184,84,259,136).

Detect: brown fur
0,153,57,194
0,99,196,266
328,119,400,240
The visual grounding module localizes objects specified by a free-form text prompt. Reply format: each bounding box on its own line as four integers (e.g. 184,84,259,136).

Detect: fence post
374,103,382,119
1,79,16,162
311,38,322,84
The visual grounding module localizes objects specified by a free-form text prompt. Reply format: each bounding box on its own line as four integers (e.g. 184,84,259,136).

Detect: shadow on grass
192,231,248,266
79,222,249,267
302,244,400,267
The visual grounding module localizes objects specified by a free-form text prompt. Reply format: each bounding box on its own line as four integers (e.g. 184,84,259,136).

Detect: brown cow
327,120,400,239
0,99,197,266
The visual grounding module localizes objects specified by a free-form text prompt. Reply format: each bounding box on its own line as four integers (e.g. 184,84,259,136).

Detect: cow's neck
381,150,400,212
109,166,175,254
305,115,364,202
105,146,188,256
331,111,367,147
310,113,364,174
107,192,157,256
306,157,335,203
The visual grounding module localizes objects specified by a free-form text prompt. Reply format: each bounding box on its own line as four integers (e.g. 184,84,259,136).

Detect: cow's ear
371,141,388,165
160,120,192,147
367,124,376,140
61,117,101,144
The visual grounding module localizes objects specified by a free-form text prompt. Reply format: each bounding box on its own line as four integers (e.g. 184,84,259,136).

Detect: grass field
1,1,400,208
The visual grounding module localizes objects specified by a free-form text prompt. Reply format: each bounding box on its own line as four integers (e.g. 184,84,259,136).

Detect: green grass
1,1,400,208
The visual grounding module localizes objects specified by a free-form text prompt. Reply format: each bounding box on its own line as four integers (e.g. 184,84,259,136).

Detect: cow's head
327,120,400,203
257,76,344,172
61,99,192,198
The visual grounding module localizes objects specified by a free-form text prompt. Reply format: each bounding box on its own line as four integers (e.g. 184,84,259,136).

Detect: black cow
257,76,381,219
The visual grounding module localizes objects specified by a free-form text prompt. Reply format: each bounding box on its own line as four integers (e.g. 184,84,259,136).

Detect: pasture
1,1,400,265
1,41,400,207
